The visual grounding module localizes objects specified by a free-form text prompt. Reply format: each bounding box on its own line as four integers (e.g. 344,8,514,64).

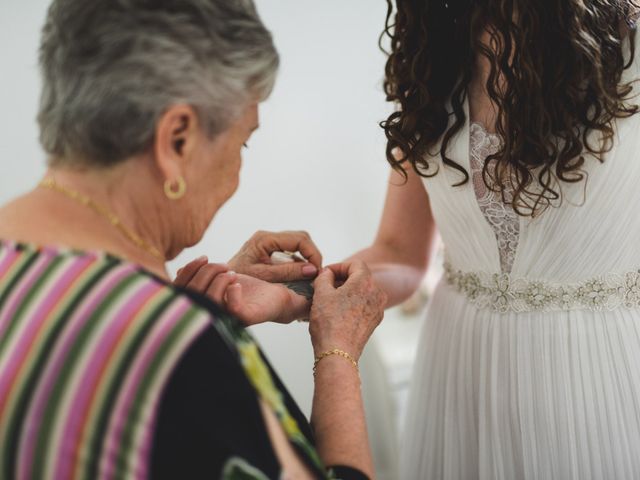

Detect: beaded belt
443,263,640,313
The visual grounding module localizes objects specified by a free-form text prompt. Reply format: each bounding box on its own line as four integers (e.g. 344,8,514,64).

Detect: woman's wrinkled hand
228,230,323,282
174,258,308,326
309,261,387,360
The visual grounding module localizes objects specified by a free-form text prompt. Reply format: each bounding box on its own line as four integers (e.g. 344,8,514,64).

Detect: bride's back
382,1,640,282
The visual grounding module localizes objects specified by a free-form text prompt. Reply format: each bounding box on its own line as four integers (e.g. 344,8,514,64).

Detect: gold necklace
39,178,165,262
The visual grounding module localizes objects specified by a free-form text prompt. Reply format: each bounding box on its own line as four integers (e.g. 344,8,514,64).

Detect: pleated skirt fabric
400,280,640,480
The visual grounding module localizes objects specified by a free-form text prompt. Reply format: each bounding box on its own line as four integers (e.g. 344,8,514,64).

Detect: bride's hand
174,260,308,326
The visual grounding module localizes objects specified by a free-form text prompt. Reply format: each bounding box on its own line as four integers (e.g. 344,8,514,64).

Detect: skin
174,259,312,325
228,230,323,281
346,163,438,309
0,100,384,477
309,262,386,477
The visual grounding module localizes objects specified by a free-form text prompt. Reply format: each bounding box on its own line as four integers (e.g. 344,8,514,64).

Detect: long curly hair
381,0,639,216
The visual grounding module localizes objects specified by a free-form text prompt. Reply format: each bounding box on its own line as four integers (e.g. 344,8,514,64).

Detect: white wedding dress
400,32,640,479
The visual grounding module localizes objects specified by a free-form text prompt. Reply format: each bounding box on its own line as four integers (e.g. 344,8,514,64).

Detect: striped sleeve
0,243,213,480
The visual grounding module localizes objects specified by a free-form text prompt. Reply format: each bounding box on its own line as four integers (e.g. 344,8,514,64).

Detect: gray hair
38,0,279,167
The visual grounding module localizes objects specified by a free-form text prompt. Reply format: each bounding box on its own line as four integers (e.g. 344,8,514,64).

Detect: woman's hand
308,261,386,479
310,261,387,360
228,230,323,282
174,258,309,326
218,273,310,326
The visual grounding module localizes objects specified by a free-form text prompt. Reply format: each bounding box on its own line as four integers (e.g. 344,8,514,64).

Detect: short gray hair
38,0,279,167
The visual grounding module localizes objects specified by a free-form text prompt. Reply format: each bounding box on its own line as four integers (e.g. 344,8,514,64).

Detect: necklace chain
39,178,165,261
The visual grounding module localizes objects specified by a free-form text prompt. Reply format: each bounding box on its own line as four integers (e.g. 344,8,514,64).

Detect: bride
347,1,640,478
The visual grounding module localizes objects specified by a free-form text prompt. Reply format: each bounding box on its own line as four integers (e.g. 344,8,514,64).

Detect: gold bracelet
313,349,359,376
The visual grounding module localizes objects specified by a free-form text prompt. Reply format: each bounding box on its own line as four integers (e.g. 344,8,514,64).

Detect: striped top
0,240,366,480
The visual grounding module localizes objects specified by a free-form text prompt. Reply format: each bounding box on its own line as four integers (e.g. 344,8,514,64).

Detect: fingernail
302,265,318,276
227,271,236,276
196,255,208,263
177,268,184,276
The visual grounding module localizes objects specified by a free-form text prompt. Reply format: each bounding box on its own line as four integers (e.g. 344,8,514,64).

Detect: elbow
372,237,430,272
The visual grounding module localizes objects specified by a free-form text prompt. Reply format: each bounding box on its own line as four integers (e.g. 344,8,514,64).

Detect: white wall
0,1,393,416
0,1,49,190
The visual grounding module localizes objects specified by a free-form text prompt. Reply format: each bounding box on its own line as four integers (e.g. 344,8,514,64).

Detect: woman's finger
183,263,228,293
207,271,237,305
260,231,323,269
173,256,210,287
246,262,318,282
292,235,323,269
313,268,336,296
225,283,245,317
324,262,350,281
324,261,369,288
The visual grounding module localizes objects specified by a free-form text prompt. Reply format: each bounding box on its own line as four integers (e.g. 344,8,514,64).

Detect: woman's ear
153,104,201,182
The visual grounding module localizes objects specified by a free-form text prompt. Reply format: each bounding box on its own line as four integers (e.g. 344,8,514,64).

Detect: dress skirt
399,280,640,480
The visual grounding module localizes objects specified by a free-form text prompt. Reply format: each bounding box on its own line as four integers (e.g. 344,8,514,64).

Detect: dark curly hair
381,0,639,216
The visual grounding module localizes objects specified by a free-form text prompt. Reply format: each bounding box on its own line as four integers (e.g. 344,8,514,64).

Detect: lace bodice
469,122,519,273
416,31,640,313
463,1,639,275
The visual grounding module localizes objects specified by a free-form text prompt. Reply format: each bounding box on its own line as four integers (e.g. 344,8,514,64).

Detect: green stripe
31,272,143,480
0,249,38,305
216,314,327,475
0,250,40,480
80,288,178,480
0,252,40,354
113,306,202,480
212,311,247,351
2,259,117,480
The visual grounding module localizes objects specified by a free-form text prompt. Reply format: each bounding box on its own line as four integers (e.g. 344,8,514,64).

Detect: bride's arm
347,165,437,308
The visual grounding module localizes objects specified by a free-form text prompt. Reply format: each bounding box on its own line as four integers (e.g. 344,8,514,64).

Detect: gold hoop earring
164,176,187,200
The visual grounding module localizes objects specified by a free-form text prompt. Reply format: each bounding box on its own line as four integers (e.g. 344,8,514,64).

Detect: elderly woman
0,1,385,479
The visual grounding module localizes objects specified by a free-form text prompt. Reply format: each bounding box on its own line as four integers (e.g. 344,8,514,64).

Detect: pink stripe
16,264,136,480
0,257,93,411
0,248,19,280
30,257,96,320
101,298,193,480
53,281,163,480
0,254,53,340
